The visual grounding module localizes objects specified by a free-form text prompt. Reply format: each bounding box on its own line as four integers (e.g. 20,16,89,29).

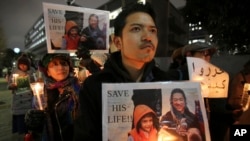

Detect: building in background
24,14,46,58
24,0,188,70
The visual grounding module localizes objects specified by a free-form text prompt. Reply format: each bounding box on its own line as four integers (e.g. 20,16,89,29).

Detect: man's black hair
114,2,156,37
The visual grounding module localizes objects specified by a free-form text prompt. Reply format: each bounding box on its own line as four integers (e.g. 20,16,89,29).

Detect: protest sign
187,57,229,98
43,2,109,53
102,82,211,141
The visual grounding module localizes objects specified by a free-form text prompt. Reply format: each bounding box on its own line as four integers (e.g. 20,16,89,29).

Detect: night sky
0,0,184,51
0,0,109,50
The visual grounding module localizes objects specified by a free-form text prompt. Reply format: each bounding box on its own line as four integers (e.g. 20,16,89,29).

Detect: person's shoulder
82,27,89,32
230,71,244,84
12,68,24,74
153,67,181,81
83,70,114,85
29,67,37,72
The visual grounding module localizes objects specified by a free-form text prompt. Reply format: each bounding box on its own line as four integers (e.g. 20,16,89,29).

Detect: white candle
12,74,19,85
35,83,43,110
242,83,250,111
30,82,45,110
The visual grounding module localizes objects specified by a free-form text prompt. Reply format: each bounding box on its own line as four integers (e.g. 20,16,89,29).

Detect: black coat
44,78,80,141
73,51,178,140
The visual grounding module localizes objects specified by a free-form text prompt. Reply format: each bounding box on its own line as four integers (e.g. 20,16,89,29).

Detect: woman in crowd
25,53,80,141
7,54,36,140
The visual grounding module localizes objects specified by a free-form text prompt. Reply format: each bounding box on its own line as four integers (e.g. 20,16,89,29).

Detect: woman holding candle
25,53,80,141
7,53,36,141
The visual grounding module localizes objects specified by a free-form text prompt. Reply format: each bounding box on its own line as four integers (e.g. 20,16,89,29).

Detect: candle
30,82,45,110
12,74,19,85
242,83,250,111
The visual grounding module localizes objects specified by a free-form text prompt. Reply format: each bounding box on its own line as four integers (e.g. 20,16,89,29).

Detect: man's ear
113,36,122,50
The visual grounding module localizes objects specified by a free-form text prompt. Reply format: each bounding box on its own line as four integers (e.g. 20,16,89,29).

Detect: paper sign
102,82,211,141
187,57,229,98
43,2,110,54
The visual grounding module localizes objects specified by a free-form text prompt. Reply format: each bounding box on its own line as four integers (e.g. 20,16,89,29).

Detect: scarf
45,76,80,120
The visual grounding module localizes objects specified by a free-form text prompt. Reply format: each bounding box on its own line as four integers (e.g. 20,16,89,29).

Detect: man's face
89,16,98,29
172,93,185,113
140,116,153,133
114,12,158,68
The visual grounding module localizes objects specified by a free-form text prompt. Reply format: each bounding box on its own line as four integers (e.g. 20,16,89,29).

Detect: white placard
187,57,229,98
102,81,211,141
43,2,110,54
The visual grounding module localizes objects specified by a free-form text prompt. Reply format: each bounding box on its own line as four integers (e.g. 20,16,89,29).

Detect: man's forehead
126,12,154,23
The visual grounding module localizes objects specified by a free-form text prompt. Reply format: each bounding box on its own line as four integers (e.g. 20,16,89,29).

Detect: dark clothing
160,110,203,141
12,115,27,134
73,51,177,140
32,77,80,141
166,64,189,80
80,26,106,50
161,111,200,130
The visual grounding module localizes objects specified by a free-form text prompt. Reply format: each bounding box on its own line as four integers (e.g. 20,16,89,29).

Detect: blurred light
13,47,20,53
109,8,122,20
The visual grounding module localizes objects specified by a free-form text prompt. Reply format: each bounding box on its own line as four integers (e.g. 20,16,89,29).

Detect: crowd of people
6,2,250,141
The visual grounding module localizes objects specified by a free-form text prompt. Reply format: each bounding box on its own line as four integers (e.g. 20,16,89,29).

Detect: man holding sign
73,2,177,140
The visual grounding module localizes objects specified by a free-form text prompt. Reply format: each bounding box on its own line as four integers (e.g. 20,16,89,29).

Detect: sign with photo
187,57,229,98
16,76,31,94
43,2,110,53
102,82,211,141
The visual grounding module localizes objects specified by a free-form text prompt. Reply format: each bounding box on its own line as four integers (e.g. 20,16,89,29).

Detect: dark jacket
80,26,106,50
73,51,177,140
166,64,189,81
43,78,80,141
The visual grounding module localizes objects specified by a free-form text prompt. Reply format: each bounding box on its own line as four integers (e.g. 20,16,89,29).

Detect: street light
13,47,20,54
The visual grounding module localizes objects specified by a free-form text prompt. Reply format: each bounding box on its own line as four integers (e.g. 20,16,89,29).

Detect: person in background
168,47,185,70
167,42,216,80
160,88,203,141
79,14,106,50
25,53,80,141
128,105,159,141
73,2,177,140
170,42,234,141
7,53,36,141
227,59,250,121
228,60,250,122
62,20,80,50
223,59,250,141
